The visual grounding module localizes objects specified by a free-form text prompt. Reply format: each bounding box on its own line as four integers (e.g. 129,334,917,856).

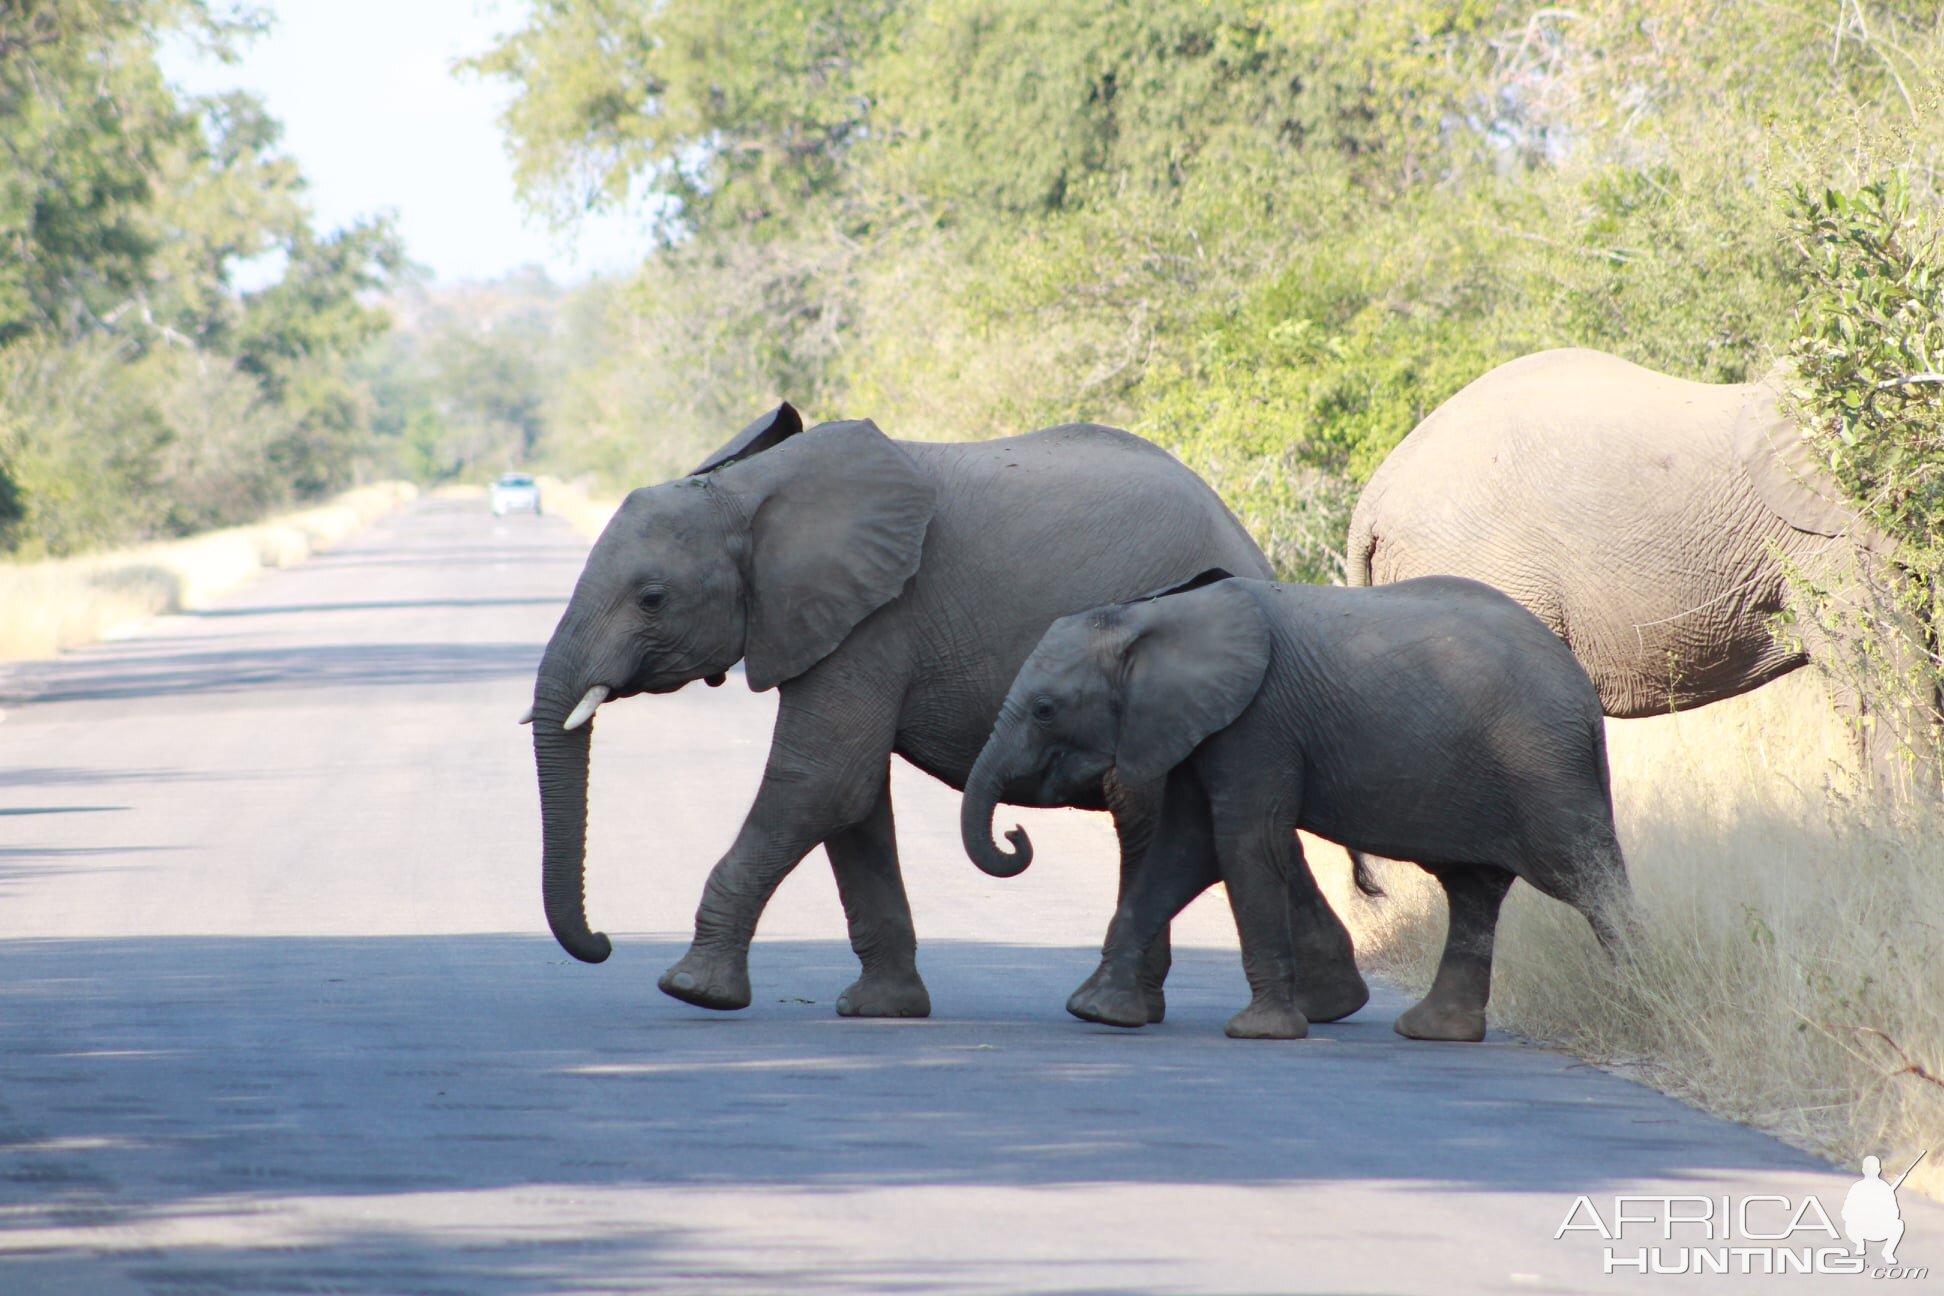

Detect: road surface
0,498,1934,1293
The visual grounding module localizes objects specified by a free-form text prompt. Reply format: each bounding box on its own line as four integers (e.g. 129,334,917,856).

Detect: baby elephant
961,572,1637,1042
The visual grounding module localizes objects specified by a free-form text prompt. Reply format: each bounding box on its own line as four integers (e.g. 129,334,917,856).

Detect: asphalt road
0,497,1935,1294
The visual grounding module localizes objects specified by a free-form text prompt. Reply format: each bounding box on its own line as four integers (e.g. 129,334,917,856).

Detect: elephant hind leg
827,771,930,1018
1394,864,1514,1043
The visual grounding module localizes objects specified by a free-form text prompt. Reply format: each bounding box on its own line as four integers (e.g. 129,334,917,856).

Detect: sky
161,0,646,285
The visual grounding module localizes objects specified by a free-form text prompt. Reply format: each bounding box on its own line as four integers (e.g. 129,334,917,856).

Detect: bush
1784,173,1944,773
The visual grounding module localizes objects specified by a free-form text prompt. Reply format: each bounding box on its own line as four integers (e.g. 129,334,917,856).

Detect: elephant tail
1348,848,1385,899
1344,510,1378,588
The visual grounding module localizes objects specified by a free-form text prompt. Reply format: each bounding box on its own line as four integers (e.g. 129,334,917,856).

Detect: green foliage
466,0,899,240
0,336,289,555
476,0,1944,587
1791,175,1944,544
359,271,566,485
0,1,403,556
1785,172,1944,766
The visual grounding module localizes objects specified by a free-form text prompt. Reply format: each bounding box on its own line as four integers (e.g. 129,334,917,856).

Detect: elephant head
961,572,1269,877
528,405,937,962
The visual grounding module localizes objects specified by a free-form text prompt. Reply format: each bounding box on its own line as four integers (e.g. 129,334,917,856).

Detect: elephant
962,571,1637,1043
525,403,1374,1022
1347,348,1900,723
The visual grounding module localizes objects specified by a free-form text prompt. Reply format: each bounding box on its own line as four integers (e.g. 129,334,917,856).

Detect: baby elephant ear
691,402,805,475
1115,580,1272,786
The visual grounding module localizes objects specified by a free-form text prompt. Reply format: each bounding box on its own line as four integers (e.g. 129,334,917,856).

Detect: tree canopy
474,0,1944,580
0,0,403,555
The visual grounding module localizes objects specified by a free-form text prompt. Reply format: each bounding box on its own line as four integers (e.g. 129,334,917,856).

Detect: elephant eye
638,585,667,612
1030,696,1055,723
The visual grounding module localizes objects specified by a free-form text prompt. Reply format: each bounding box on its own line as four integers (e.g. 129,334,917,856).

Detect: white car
490,473,542,516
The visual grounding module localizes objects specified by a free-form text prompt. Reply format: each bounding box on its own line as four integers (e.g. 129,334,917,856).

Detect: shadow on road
187,597,567,620
1,642,542,707
0,933,1838,1291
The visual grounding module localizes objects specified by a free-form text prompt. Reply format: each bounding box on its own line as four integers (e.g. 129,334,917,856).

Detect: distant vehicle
490,473,542,516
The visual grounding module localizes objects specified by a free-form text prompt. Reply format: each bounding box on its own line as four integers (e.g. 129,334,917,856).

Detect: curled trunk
961,739,1035,877
533,684,612,963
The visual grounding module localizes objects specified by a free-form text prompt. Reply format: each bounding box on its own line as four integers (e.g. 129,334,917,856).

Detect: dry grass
0,482,418,660
1316,670,1944,1200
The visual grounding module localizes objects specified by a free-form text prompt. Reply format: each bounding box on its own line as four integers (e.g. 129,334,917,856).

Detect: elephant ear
724,419,937,690
1734,370,1895,554
1113,580,1273,786
690,402,804,476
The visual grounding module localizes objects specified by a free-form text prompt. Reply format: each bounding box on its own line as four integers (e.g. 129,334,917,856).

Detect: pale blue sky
162,0,646,284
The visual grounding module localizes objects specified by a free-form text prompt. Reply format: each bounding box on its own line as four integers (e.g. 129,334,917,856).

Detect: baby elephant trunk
961,733,1035,877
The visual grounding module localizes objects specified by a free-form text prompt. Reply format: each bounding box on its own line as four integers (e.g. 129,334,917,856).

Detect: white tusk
561,685,610,731
516,704,534,725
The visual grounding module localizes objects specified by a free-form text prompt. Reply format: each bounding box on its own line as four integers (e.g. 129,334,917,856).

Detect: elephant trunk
533,670,612,964
961,729,1035,878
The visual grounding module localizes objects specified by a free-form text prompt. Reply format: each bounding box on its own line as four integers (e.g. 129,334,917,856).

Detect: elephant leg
659,678,898,1011
1286,835,1368,1023
1103,773,1173,1023
1212,810,1310,1041
1394,865,1515,1043
1070,768,1216,1028
825,771,930,1019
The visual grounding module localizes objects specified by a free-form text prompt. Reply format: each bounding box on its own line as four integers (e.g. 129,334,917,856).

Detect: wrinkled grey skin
529,405,1366,1021
1347,348,1898,721
964,574,1637,1042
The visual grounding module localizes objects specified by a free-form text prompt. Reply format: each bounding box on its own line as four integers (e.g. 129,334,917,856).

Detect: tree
0,1,406,553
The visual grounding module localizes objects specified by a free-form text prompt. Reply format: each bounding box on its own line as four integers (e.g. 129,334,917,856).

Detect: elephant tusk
517,704,534,725
561,685,610,731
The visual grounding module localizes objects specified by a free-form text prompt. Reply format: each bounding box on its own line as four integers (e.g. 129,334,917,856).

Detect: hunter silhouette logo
1556,1150,1929,1278
1843,1151,1924,1266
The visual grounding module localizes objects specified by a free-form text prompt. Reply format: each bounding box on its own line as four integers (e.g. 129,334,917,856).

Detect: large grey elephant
963,572,1637,1043
1347,348,1894,720
526,404,1371,1022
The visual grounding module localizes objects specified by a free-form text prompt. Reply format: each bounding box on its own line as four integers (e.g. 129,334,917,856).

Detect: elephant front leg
825,771,930,1018
1101,771,1174,1024
1070,768,1216,1028
1394,865,1515,1042
659,679,899,1012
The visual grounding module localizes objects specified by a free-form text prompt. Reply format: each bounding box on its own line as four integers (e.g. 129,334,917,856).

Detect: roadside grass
1317,671,1944,1201
0,482,417,660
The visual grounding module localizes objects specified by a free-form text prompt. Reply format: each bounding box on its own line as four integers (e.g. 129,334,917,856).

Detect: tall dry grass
1317,671,1944,1200
0,482,417,660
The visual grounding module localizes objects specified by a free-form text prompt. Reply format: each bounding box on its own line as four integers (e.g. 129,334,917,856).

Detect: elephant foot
1393,997,1486,1043
1135,982,1166,1025
1065,965,1150,1029
658,948,752,1011
1224,996,1309,1040
1295,967,1369,1023
834,969,932,1018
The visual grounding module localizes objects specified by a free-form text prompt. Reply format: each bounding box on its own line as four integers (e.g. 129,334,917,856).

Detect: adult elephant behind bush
526,405,1364,1021
1348,348,1899,722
